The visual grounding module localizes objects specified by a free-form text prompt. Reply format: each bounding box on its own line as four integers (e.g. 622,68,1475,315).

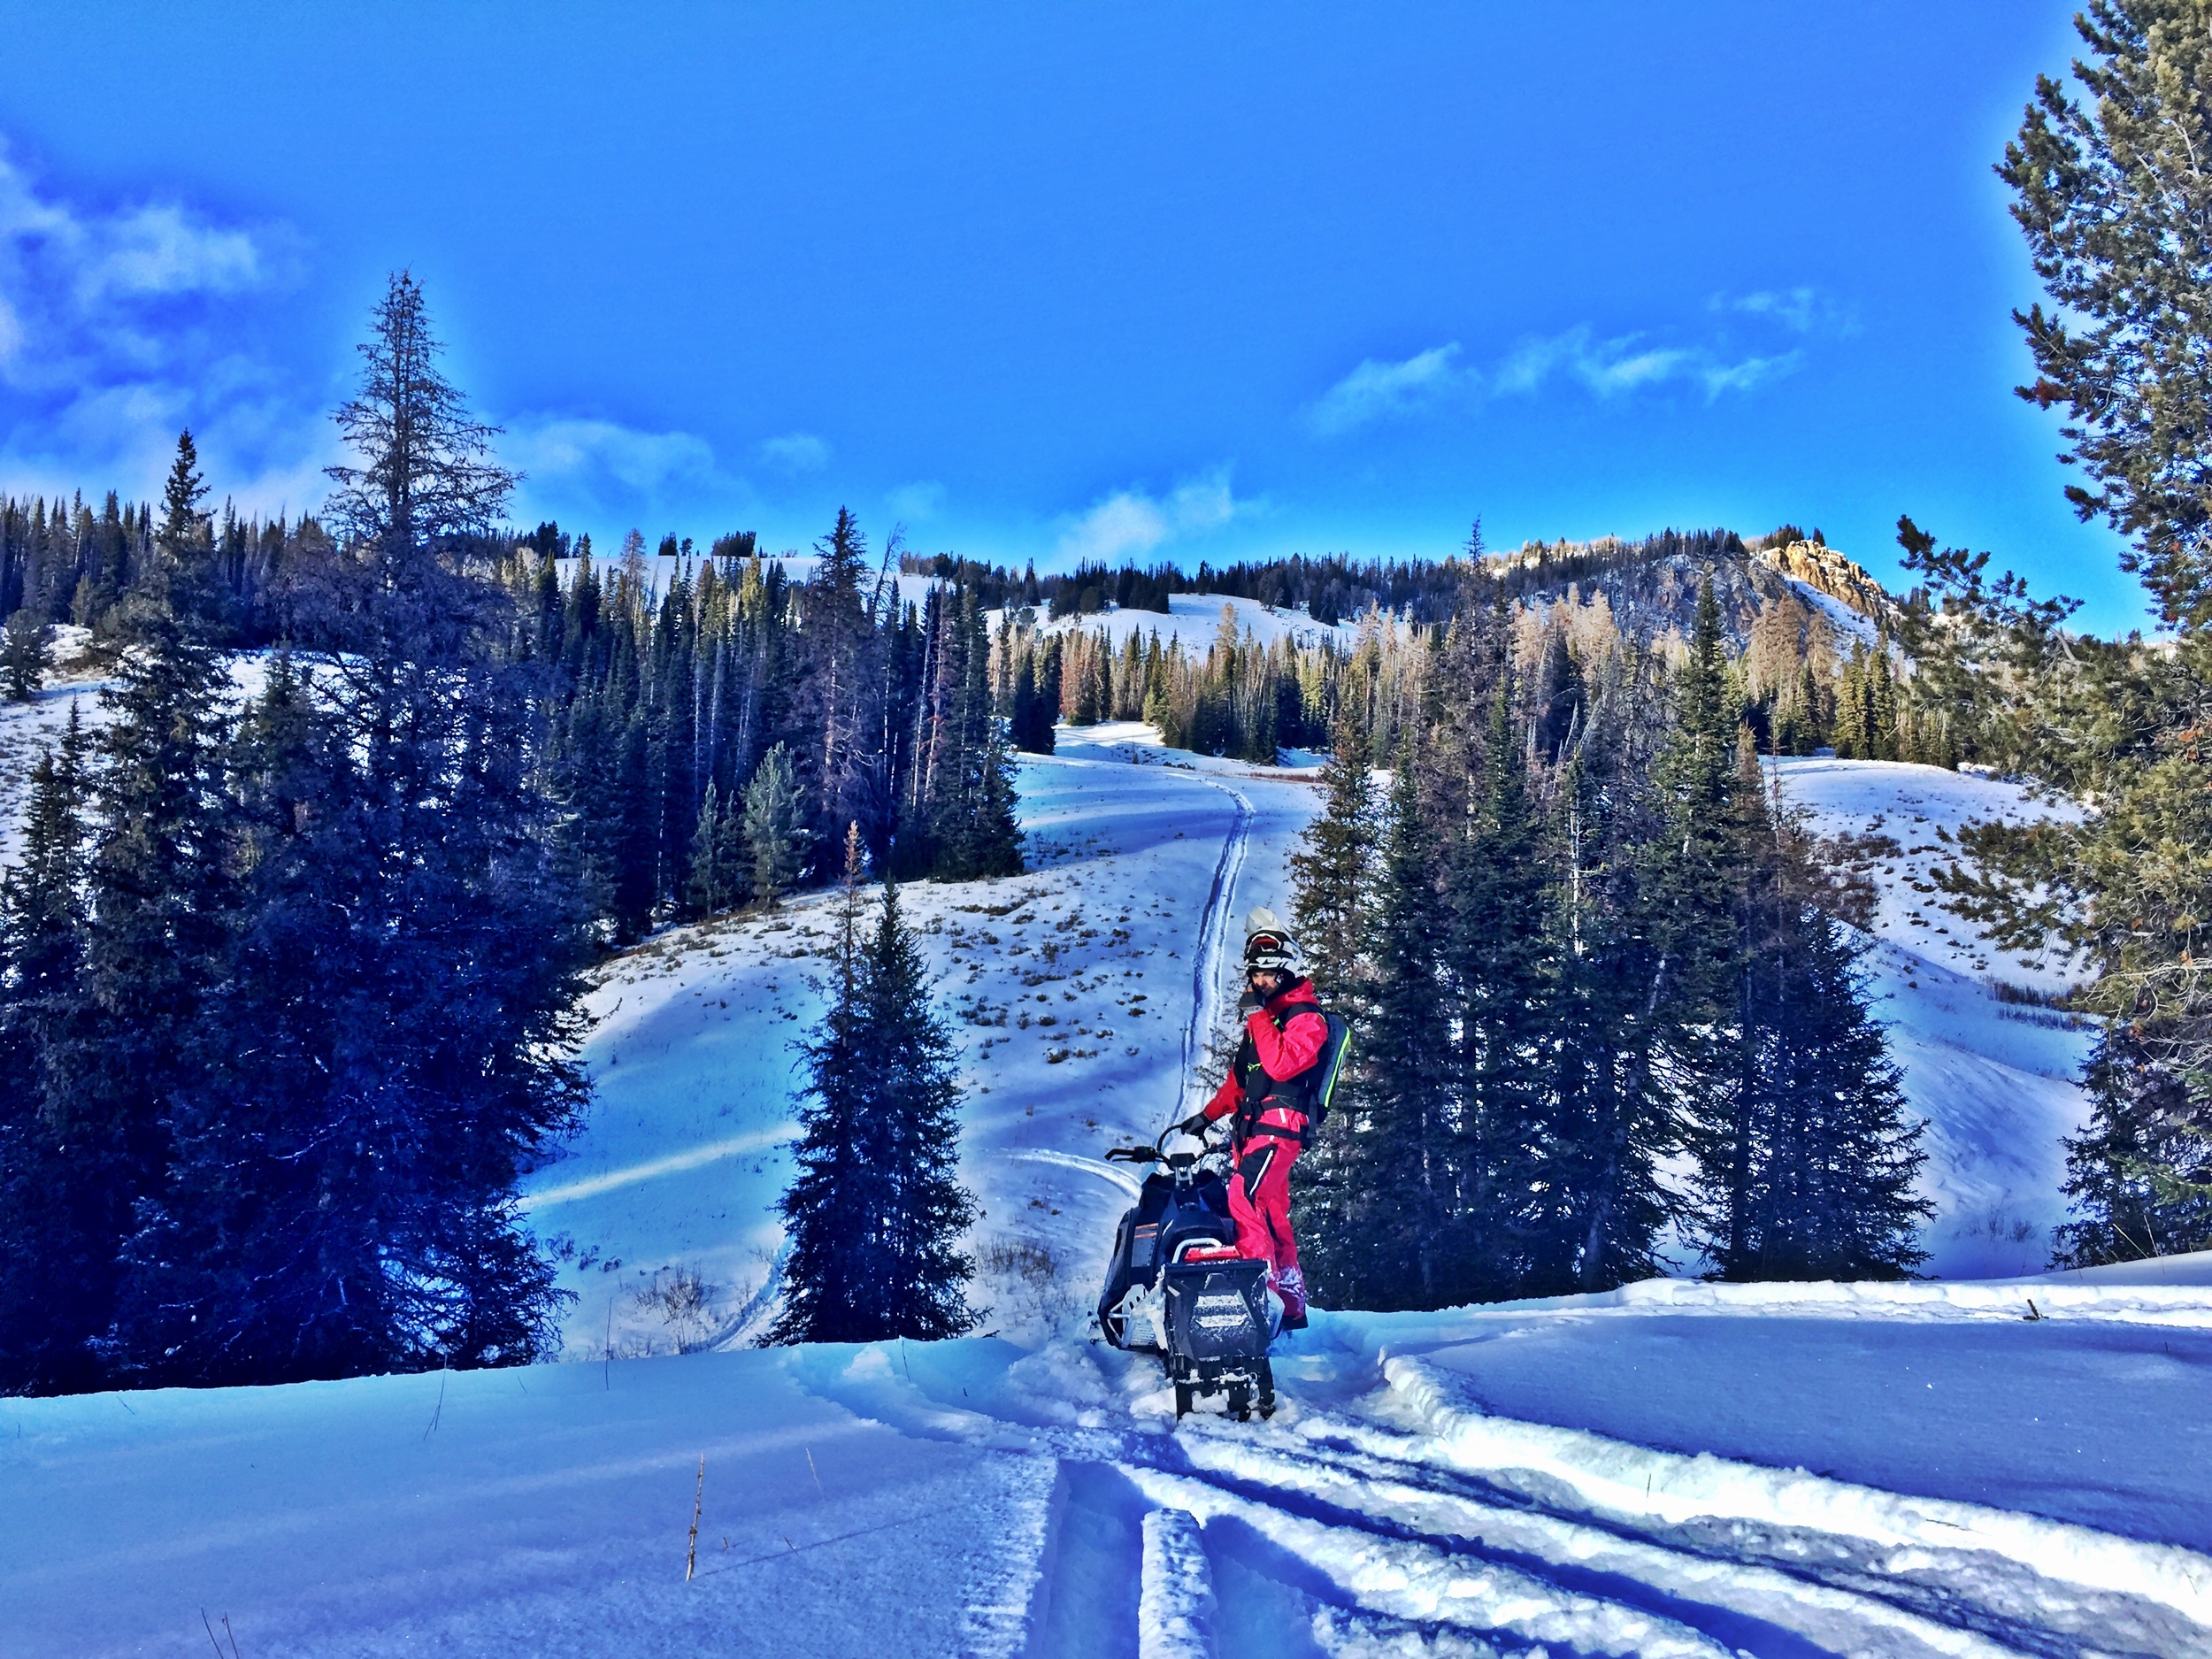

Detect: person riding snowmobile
1175,909,1325,1329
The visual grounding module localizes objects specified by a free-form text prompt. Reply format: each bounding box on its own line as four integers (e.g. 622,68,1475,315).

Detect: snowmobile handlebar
1103,1118,1220,1166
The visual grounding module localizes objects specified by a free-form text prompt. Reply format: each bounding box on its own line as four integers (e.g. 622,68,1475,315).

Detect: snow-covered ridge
988,589,1358,653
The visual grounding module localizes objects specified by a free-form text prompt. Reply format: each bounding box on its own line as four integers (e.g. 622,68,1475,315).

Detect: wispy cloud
1309,297,1827,438
1056,467,1246,564
886,480,945,521
1305,342,1468,436
1496,325,1801,402
1725,286,1820,333
758,430,829,473
506,415,727,527
0,137,309,506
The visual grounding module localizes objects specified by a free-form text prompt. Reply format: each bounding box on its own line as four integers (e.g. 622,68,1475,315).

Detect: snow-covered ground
534,720,1325,1360
0,628,105,864
10,1266,2210,1656
1769,758,2093,1277
7,725,2205,1657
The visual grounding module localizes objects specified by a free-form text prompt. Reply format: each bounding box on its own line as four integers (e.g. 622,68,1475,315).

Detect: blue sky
0,3,2150,629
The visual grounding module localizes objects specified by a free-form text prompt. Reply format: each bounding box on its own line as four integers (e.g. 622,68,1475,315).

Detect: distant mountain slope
1491,531,1893,659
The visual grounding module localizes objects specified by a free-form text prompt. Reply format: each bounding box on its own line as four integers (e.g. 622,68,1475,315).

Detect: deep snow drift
4,725,2198,1658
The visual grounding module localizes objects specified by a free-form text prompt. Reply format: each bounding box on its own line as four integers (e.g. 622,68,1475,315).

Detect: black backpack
1302,1010,1352,1136
1242,1001,1351,1143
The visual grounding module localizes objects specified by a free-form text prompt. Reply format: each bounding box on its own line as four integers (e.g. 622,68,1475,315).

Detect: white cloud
886,480,945,521
1725,287,1820,334
1310,311,1812,438
1306,342,1467,436
1699,352,1801,396
509,417,717,495
0,137,310,502
1056,466,1247,564
758,430,829,473
503,415,732,530
1488,324,1801,404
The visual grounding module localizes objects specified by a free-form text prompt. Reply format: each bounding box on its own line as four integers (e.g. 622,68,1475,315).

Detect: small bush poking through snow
634,1267,719,1354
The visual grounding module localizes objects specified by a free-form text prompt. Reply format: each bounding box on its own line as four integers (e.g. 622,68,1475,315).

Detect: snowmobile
1096,1121,1279,1420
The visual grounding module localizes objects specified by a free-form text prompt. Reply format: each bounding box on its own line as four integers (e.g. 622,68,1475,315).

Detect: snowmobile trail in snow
788,1328,2212,1659
1177,774,1254,1117
1004,1146,1144,1200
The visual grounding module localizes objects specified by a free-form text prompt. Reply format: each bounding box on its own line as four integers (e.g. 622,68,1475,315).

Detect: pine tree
0,604,49,701
771,826,977,1342
108,278,592,1384
1540,660,1686,1294
1304,759,1455,1310
931,588,1021,880
2053,1023,2212,1263
30,431,241,1386
745,742,809,907
1740,906,1931,1279
0,704,96,1390
1288,712,1377,993
1441,678,1557,1297
1648,582,1768,1275
1901,9,2212,1263
685,779,733,918
855,873,978,1336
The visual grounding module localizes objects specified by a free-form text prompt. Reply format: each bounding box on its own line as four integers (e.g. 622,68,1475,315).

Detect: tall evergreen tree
745,742,810,908
1739,906,1931,1279
0,604,48,701
1441,677,1557,1297
23,431,242,1386
771,826,977,1342
1288,712,1377,994
1906,5,2212,1263
0,704,96,1390
1304,758,1455,1310
107,278,591,1384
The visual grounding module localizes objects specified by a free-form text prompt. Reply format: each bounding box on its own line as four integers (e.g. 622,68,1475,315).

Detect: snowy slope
530,721,1326,1360
990,592,1359,654
0,640,285,866
10,731,2212,1656
1769,758,2093,1277
10,1270,2211,1657
0,628,104,864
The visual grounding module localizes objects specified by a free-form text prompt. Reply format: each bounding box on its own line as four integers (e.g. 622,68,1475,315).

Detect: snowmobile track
1177,776,1254,1118
788,1343,2212,1659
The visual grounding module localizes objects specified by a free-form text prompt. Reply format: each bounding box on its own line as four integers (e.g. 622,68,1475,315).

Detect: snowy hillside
529,721,1325,1361
990,592,1358,653
0,629,104,864
9,724,2203,1657
1769,758,2093,1277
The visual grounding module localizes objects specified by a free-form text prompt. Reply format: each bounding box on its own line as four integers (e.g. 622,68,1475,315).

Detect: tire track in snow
1164,1426,2036,1659
785,1340,2209,1659
1003,1147,1143,1200
1177,777,1254,1118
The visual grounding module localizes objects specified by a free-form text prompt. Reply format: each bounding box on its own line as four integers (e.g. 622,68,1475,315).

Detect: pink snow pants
1228,1133,1300,1275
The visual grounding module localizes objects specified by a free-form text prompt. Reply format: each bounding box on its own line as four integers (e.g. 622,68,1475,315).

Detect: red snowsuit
1199,980,1327,1304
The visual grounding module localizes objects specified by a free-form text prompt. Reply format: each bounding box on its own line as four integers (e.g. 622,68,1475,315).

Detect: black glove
1237,989,1264,1014
1178,1113,1211,1137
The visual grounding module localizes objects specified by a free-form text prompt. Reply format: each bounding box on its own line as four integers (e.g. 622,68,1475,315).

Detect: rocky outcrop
1753,540,1898,625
